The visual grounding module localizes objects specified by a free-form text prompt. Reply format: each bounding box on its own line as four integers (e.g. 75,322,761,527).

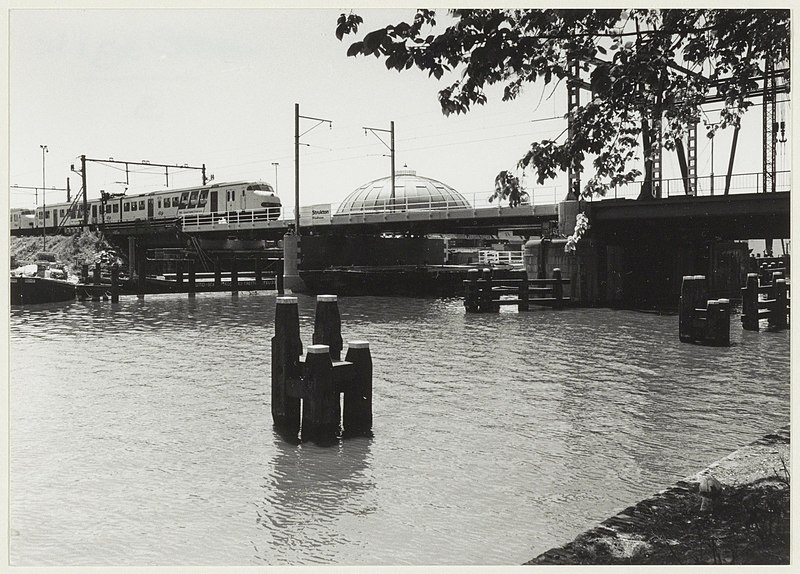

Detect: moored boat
11,275,77,305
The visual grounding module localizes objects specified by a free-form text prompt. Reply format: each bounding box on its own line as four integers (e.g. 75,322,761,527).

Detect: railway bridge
18,169,787,307
97,170,789,244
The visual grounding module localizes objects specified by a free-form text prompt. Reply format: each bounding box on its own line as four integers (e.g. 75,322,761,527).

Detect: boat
10,262,78,305
11,275,77,305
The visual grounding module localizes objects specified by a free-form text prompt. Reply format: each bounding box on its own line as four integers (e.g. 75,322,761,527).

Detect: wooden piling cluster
741,271,790,331
463,268,569,313
754,256,789,283
271,295,373,444
76,262,120,302
678,275,731,346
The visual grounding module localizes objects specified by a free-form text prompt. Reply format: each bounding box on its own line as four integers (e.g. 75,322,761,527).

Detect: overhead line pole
75,155,209,227
295,103,332,232
363,121,396,210
40,145,48,251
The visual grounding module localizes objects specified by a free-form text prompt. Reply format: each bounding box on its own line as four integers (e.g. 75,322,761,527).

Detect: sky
7,7,792,214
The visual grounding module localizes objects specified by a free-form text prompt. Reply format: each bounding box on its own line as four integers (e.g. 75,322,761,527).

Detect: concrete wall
300,235,446,270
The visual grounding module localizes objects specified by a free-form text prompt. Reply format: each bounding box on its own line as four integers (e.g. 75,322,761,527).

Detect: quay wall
524,237,751,309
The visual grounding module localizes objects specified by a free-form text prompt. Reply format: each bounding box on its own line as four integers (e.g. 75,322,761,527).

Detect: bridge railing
181,207,284,230
176,170,789,232
602,170,791,200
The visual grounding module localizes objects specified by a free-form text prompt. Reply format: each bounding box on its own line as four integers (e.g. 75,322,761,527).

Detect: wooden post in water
518,270,529,312
464,268,479,312
271,296,303,436
476,275,490,313
679,275,707,342
481,267,499,312
188,259,196,297
137,249,147,299
741,273,759,331
343,341,373,437
81,263,89,284
276,259,285,295
771,278,788,330
91,262,102,301
214,257,222,288
176,259,184,286
705,300,722,345
552,268,564,310
301,344,339,444
110,264,119,303
231,256,239,295
716,298,731,345
254,258,263,288
313,295,343,361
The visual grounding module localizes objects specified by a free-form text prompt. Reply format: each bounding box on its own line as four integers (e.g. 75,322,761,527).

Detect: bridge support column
558,199,580,238
128,237,136,279
283,232,304,293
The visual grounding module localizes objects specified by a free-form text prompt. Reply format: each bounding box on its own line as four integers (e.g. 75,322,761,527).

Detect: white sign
300,203,332,225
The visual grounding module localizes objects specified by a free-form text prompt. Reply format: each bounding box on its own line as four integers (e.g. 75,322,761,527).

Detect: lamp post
272,162,279,195
40,145,48,250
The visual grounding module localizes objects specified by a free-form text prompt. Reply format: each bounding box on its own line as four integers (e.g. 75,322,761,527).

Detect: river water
9,292,790,565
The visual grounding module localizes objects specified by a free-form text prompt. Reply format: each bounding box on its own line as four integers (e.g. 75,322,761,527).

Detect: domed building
336,167,471,214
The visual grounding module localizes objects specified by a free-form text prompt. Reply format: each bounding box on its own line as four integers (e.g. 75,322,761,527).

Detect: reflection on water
254,433,375,564
10,293,790,565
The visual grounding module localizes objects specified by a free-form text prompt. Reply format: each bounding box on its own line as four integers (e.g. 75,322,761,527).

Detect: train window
60,209,65,217
188,190,199,207
231,190,236,201
179,192,189,209
131,202,137,212
113,204,119,213
139,200,145,210
124,202,130,212
157,199,162,208
198,189,208,207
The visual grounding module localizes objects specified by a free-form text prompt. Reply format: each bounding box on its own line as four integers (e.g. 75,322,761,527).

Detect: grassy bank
10,231,117,274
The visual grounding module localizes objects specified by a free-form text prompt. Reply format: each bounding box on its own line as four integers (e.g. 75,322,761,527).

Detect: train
10,180,281,231
10,208,36,229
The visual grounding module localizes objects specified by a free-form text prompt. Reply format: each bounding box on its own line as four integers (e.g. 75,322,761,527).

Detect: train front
245,182,281,220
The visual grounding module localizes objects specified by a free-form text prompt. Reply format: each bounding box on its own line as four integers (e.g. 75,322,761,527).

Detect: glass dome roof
336,167,471,214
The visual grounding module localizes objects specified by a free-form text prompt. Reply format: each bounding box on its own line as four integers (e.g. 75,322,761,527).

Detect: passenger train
11,180,281,231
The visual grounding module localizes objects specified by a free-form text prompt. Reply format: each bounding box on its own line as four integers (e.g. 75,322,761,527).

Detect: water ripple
9,294,789,565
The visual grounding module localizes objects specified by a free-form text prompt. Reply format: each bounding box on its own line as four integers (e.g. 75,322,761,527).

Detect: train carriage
27,180,280,231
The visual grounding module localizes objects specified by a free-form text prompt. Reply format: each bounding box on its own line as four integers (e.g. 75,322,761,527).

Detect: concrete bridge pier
282,232,304,293
558,199,580,237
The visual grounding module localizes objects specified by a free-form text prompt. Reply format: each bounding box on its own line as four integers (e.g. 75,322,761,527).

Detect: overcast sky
8,8,790,212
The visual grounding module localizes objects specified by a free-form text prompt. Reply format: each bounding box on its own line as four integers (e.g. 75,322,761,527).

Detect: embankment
10,231,116,273
527,425,790,565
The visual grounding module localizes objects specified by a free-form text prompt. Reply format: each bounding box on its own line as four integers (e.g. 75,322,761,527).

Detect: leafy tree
336,9,790,202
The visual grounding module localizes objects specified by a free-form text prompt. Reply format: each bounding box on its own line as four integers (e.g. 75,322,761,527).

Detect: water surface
9,293,790,565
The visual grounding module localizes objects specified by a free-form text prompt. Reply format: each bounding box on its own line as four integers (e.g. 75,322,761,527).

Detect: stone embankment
528,425,790,565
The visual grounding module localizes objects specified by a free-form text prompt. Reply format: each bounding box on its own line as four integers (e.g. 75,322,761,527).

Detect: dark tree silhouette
336,9,789,203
